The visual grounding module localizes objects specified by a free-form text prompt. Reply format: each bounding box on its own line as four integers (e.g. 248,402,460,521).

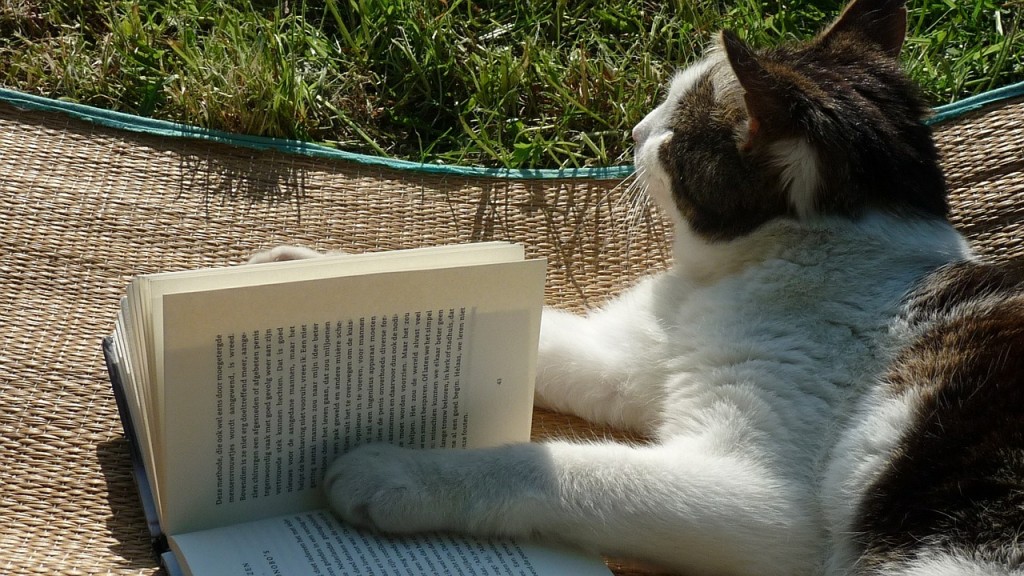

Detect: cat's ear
720,29,792,149
820,0,907,58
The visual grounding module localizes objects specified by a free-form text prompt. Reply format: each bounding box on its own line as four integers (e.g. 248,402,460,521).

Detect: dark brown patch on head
793,10,948,220
853,259,1024,570
655,0,947,241
658,72,792,240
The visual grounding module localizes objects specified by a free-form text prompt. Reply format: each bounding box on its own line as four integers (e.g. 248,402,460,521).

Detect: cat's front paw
324,444,440,533
247,245,323,264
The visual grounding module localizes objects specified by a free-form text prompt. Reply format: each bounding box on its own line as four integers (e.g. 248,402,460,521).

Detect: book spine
102,337,168,557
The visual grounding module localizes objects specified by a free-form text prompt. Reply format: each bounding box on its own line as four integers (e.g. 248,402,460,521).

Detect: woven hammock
1,84,1022,576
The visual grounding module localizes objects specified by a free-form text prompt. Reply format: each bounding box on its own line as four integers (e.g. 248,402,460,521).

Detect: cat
251,0,1024,573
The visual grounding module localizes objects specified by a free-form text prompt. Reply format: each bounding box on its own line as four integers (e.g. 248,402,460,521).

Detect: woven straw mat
1,95,1022,576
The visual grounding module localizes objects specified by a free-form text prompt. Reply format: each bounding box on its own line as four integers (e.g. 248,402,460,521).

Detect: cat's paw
323,444,440,533
247,245,323,264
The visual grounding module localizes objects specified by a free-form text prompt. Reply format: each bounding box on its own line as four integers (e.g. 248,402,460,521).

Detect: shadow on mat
179,149,306,212
96,437,161,571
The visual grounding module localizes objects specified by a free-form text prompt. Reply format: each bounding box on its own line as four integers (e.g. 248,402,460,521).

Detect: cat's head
633,0,948,241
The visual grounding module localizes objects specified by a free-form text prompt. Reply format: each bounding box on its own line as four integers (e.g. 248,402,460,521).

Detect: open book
103,242,612,576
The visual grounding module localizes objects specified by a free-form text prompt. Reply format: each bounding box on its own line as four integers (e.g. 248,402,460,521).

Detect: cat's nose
631,121,650,145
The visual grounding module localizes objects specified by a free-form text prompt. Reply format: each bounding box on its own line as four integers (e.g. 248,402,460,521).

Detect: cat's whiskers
586,169,648,256
619,167,666,259
561,168,638,240
554,169,655,269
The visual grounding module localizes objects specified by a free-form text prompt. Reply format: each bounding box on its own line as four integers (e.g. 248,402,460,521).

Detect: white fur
632,57,718,151
771,137,822,219
324,210,971,575
320,55,977,576
632,54,724,224
875,551,1020,576
822,384,925,573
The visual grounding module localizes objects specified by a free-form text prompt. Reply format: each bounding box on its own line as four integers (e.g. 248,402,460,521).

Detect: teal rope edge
929,80,1024,125
0,87,631,181
3,81,1023,181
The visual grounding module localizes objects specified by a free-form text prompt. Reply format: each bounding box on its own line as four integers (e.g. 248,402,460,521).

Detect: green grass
1,0,1021,169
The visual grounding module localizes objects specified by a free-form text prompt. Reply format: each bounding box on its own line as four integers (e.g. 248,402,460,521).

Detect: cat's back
653,215,970,449
830,258,1024,574
664,215,968,378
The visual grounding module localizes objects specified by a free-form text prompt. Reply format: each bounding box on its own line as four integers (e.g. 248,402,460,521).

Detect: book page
111,291,168,517
120,242,526,518
151,244,525,487
158,259,545,535
169,509,612,576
